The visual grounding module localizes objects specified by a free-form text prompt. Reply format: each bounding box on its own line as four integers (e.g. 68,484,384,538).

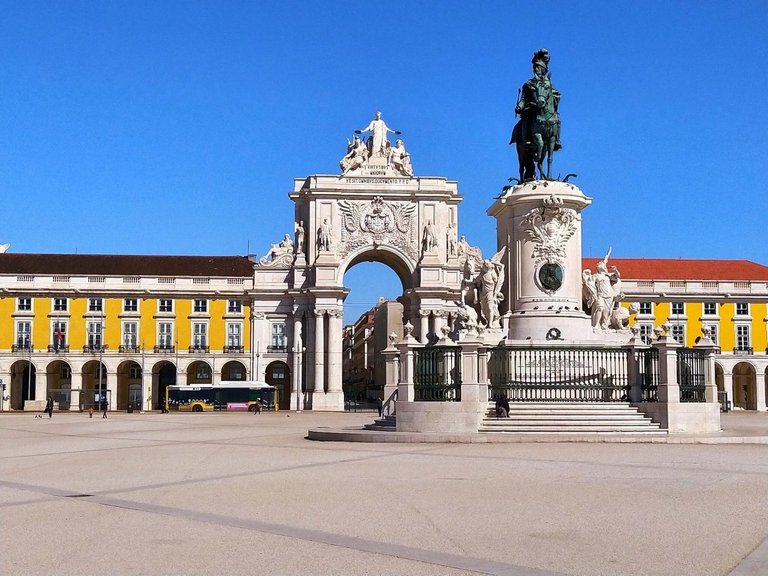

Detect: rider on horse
510,49,562,181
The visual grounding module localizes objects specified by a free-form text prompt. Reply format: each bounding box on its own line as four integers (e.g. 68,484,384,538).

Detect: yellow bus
165,381,276,412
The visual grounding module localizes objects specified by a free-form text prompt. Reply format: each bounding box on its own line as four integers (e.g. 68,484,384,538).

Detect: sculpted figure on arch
356,111,401,157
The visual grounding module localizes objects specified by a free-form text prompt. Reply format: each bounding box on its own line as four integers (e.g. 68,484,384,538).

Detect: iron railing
637,347,659,402
677,347,706,402
488,346,631,402
414,346,462,401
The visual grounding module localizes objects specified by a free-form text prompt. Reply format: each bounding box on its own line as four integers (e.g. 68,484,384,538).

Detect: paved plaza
2,411,768,576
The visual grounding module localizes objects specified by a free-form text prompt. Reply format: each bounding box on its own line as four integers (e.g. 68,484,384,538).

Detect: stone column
292,316,303,410
313,309,326,406
654,334,681,405
0,371,10,411
325,309,344,410
418,310,430,344
722,371,734,411
381,333,400,417
624,331,648,404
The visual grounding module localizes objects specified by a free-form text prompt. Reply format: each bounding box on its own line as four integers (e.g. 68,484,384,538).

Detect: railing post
694,331,719,404
381,332,400,410
652,328,681,405
397,322,420,403
624,329,648,404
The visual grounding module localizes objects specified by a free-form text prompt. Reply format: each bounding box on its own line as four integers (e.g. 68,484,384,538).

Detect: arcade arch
116,360,143,410
152,361,176,410
187,361,212,385
10,359,36,410
732,362,757,410
46,359,72,410
81,359,108,409
221,360,247,381
265,360,291,410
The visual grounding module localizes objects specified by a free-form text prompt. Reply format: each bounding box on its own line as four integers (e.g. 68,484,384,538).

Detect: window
87,321,103,349
704,324,718,345
638,302,653,315
271,365,286,379
227,323,242,348
52,321,67,349
271,323,286,350
61,365,72,379
703,302,717,316
638,323,653,344
16,321,31,348
192,322,208,349
18,297,32,311
736,325,751,351
123,322,138,348
89,298,103,312
671,302,685,316
228,300,242,314
124,298,138,312
158,322,173,348
735,303,749,316
158,299,173,313
129,366,142,379
671,324,685,344
53,298,68,312
193,299,208,313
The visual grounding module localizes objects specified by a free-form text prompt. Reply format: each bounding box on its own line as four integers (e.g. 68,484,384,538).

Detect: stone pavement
1,410,767,576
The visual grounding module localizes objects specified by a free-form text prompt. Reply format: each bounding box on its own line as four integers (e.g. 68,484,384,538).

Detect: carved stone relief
520,194,578,267
337,196,417,260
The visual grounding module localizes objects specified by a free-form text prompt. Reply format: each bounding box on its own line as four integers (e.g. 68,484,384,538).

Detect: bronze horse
510,78,561,182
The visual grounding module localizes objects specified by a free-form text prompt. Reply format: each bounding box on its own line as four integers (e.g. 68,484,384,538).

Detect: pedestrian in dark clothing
495,396,510,418
377,397,383,417
45,396,54,418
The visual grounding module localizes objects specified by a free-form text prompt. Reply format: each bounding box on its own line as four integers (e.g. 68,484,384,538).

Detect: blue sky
1,1,766,322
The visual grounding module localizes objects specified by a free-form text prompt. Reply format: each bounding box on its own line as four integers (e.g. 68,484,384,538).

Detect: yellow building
585,257,768,411
0,253,282,411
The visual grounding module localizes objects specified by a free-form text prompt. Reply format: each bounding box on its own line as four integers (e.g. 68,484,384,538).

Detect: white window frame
735,324,751,352
88,298,103,312
638,302,653,316
192,322,208,349
51,320,68,349
193,299,208,313
53,298,68,312
123,298,138,313
703,302,718,317
227,322,242,348
123,321,139,348
638,323,654,344
271,322,286,350
16,321,32,348
87,320,103,349
228,299,242,314
158,299,173,313
158,322,174,348
703,323,718,346
670,302,685,317
17,297,32,312
671,323,685,345
735,302,749,317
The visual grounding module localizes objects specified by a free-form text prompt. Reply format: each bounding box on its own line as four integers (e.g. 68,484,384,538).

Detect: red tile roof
0,254,255,277
582,258,768,281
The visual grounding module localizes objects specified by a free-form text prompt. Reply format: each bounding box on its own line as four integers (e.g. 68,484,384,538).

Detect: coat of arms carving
338,196,416,259
520,194,578,266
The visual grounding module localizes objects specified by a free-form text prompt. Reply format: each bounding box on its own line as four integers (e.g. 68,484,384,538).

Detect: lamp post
26,335,32,404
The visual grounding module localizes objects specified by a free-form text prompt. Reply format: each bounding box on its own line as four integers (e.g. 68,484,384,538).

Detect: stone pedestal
487,180,595,341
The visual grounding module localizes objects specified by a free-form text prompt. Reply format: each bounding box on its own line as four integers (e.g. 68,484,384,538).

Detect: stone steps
364,414,396,431
480,402,664,434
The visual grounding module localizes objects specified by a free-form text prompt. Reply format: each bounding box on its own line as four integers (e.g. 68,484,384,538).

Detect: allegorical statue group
339,111,413,177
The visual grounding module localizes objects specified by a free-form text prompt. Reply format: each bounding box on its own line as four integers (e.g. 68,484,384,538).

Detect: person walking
45,396,54,418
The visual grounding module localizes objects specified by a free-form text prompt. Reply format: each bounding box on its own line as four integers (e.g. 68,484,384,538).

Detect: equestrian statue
510,49,562,182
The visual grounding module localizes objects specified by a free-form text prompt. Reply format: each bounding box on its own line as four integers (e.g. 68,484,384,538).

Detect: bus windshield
165,381,276,412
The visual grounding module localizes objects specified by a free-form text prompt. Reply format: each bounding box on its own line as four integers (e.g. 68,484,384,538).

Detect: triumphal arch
253,113,504,410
